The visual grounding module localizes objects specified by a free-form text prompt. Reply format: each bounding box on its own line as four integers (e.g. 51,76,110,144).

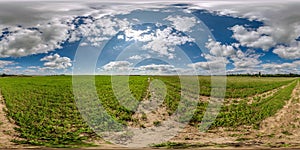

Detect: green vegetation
0,76,149,147
0,76,93,147
212,80,297,128
154,76,296,127
155,76,294,98
0,76,298,147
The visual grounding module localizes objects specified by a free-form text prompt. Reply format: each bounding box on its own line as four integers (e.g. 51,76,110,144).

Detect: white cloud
125,27,194,59
165,15,197,32
100,62,181,75
231,25,276,51
262,60,300,73
28,66,40,69
128,55,143,60
0,20,73,57
200,38,262,72
0,60,14,68
0,1,171,58
21,66,57,75
0,1,93,58
102,61,132,71
41,53,72,69
124,27,152,42
137,64,175,72
135,64,177,75
117,34,125,40
190,38,238,71
189,2,300,59
205,38,235,57
75,16,131,47
230,49,262,69
79,42,88,47
188,59,227,70
128,54,152,60
273,42,300,60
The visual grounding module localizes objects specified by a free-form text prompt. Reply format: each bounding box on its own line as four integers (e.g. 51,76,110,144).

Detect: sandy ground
0,90,24,148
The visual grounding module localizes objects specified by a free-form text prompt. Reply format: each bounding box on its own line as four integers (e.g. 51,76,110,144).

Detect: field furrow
0,76,298,148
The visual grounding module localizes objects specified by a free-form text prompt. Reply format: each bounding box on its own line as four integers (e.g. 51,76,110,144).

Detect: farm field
0,76,299,148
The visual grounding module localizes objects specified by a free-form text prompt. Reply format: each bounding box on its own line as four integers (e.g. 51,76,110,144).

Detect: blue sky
1,1,300,75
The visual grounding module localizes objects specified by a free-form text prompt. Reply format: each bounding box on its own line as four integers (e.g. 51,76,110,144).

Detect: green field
0,76,297,147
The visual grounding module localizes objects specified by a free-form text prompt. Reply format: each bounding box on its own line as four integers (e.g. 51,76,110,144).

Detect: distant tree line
1,73,300,77
227,72,300,77
1,73,16,77
0,73,32,77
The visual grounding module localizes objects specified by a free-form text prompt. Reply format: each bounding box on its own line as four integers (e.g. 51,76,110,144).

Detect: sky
1,1,300,75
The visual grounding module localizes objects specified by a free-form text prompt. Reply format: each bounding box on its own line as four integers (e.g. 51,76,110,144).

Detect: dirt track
0,90,24,148
170,81,300,148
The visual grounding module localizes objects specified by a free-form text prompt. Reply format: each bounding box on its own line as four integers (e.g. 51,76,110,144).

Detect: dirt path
197,83,290,106
225,83,291,105
170,80,300,148
258,80,300,146
0,91,22,148
129,79,169,128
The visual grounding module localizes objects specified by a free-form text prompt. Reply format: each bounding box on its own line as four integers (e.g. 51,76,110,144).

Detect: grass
155,76,294,98
0,75,298,147
211,80,297,128
0,76,93,147
154,76,297,128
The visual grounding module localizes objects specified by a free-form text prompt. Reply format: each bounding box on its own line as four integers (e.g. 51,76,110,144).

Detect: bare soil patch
0,91,26,148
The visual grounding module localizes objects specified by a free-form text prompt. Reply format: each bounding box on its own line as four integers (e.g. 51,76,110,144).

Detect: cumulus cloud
230,49,262,69
165,15,197,32
128,55,143,60
205,38,235,57
0,60,14,68
138,64,175,72
100,61,192,75
3,1,300,75
73,16,131,47
197,39,262,72
28,66,40,69
125,27,194,59
188,59,227,70
102,61,132,71
117,34,125,40
101,62,181,75
0,20,73,57
0,1,171,58
273,42,300,60
0,1,91,27
262,60,300,73
231,25,276,51
0,1,92,58
128,54,152,60
134,64,178,75
41,54,72,69
22,66,57,75
189,1,300,59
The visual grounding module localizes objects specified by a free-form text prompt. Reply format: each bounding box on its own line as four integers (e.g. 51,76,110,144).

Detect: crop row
0,76,297,147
